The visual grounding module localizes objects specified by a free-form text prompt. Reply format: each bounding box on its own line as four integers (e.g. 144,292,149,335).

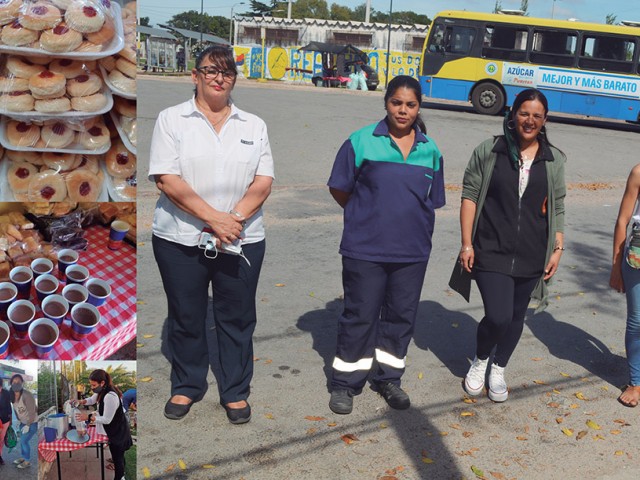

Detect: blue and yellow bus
420,10,640,122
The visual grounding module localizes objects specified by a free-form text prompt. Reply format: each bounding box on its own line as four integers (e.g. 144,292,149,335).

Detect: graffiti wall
232,45,422,88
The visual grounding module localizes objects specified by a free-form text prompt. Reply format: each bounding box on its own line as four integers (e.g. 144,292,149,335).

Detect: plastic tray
66,429,90,444
0,116,111,155
103,159,134,201
0,3,124,61
109,109,135,155
0,153,109,202
99,64,136,99
0,85,114,121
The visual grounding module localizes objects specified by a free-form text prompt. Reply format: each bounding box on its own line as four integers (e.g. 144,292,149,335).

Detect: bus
419,10,640,122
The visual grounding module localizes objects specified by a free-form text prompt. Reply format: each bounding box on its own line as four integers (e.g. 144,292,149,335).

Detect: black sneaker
0,454,4,465
373,381,410,409
329,389,353,414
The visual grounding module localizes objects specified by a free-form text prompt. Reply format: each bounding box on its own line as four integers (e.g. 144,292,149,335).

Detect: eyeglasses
196,66,236,81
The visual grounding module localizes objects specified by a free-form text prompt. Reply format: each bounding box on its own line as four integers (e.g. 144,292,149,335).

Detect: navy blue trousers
331,257,428,394
474,271,539,367
153,235,265,405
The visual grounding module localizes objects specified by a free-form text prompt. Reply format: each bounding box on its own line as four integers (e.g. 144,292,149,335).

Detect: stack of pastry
98,1,135,97
4,116,110,150
5,149,104,201
0,0,119,54
0,209,56,281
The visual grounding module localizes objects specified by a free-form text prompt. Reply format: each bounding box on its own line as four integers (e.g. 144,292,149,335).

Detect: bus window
482,25,528,61
579,34,635,73
429,23,475,55
530,29,577,66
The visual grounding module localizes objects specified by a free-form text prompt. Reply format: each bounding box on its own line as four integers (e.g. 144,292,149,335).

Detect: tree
245,0,276,16
330,3,351,21
605,13,617,25
167,10,230,39
291,0,330,19
78,365,136,397
520,0,529,14
372,10,430,25
139,16,150,26
493,0,502,14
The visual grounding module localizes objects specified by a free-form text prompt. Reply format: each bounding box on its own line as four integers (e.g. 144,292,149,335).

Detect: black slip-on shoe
164,399,193,420
329,389,353,414
224,403,251,424
372,381,410,410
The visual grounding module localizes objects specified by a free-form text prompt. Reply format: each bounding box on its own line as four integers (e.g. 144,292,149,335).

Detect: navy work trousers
331,256,428,394
153,235,265,405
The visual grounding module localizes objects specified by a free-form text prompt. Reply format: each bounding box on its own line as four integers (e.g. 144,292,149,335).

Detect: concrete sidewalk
40,443,106,480
1,427,38,480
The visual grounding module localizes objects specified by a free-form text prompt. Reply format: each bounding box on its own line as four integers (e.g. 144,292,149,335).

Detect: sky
139,1,640,28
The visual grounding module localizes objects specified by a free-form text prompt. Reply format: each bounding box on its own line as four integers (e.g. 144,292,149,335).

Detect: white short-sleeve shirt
148,98,275,246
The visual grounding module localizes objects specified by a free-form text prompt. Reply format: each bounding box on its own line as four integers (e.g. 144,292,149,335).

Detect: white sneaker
488,364,508,402
464,357,489,396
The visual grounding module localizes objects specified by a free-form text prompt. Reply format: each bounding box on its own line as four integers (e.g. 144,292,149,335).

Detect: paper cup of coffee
0,282,18,321
30,258,54,278
70,303,101,341
8,299,35,339
28,318,59,357
86,278,111,307
65,265,90,285
0,320,10,359
10,266,33,300
35,274,60,302
57,249,79,281
108,220,130,250
62,284,89,321
41,295,69,326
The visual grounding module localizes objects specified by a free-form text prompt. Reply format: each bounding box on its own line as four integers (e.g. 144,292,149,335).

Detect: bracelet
460,246,474,252
230,209,243,219
553,246,566,252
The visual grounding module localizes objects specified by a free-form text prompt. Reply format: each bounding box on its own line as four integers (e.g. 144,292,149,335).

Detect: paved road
136,76,637,480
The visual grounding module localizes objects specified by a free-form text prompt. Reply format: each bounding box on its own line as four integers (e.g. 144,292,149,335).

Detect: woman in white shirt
148,45,274,424
75,370,132,480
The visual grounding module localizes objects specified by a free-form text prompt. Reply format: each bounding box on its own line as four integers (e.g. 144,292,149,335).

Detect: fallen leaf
309,292,315,297
463,397,477,404
165,463,176,472
142,467,150,478
136,343,144,348
601,386,609,391
418,372,424,379
137,300,145,305
142,334,154,339
614,451,624,456
516,436,528,441
613,419,627,424
306,428,317,435
561,428,574,436
586,419,601,430
341,433,359,445
202,464,215,469
178,459,187,470
327,422,337,427
380,477,398,480
552,389,561,394
265,413,274,419
140,377,153,382
610,430,622,435
471,465,486,478
422,457,434,464
461,411,475,417
463,431,473,438
275,283,285,287
450,423,463,430
547,402,560,408
379,422,388,429
304,416,326,421
569,404,579,409
593,434,605,441
264,359,272,364
531,357,542,361
575,392,588,400
533,380,547,385
490,472,506,480
576,430,588,440
555,417,564,424
560,372,571,377
138,242,145,246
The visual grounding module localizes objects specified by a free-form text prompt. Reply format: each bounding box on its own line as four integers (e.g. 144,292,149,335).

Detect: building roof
237,16,428,33
136,25,177,40
159,25,229,45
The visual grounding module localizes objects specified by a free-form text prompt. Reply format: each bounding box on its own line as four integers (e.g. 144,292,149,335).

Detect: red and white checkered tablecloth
6,225,136,360
38,426,109,463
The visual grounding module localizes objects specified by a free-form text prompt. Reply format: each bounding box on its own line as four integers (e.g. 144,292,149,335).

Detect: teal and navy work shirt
328,118,446,262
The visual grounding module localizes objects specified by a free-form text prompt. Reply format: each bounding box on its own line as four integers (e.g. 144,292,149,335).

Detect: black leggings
108,442,126,480
475,271,539,367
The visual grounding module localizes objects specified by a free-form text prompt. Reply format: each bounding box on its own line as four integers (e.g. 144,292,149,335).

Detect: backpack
4,425,17,451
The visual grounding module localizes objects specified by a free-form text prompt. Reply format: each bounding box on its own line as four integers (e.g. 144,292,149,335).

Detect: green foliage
139,16,150,26
78,365,136,397
605,13,617,25
493,0,502,14
37,362,59,414
520,0,529,14
124,445,137,480
291,0,329,19
246,0,276,16
330,3,351,21
167,10,230,39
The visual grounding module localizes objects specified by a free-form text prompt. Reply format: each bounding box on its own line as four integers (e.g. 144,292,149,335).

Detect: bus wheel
471,83,505,115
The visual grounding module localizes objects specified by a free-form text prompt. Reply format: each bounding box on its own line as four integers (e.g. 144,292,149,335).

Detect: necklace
211,105,230,128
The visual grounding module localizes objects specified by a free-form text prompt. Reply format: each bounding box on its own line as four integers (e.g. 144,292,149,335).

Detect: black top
98,388,132,450
473,136,550,278
0,388,11,424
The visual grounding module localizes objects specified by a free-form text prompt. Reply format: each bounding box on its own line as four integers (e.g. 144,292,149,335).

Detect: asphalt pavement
136,76,637,480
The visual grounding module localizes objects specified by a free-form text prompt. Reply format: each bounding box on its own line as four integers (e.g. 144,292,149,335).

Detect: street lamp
229,2,245,45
